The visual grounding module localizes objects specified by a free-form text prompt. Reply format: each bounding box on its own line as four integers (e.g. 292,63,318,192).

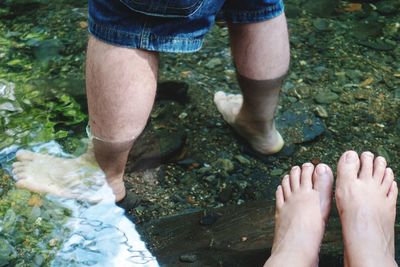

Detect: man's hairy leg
86,36,158,201
214,13,290,154
13,36,158,202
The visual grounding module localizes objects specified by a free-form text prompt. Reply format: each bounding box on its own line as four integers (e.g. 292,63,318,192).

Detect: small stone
178,112,188,119
270,168,284,177
215,158,235,173
314,91,339,104
203,175,216,182
79,21,88,28
205,58,222,69
313,18,331,31
179,254,197,263
314,105,328,118
353,89,369,100
234,155,251,165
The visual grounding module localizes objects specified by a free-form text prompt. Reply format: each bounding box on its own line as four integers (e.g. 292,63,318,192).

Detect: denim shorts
88,0,285,53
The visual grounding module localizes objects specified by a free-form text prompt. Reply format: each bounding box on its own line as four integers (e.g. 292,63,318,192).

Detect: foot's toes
15,150,36,161
214,91,242,123
359,151,374,180
300,163,314,190
382,168,395,194
289,166,301,191
388,181,398,201
214,91,227,102
337,151,360,183
281,175,291,200
12,166,26,175
275,185,284,209
373,156,387,183
313,164,334,222
14,171,29,180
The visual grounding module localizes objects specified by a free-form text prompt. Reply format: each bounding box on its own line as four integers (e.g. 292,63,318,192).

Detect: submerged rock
314,91,339,104
277,108,326,144
179,253,197,263
126,127,186,172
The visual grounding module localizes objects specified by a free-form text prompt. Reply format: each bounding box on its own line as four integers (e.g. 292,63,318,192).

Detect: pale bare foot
12,148,126,202
264,163,334,267
214,91,284,155
336,151,398,267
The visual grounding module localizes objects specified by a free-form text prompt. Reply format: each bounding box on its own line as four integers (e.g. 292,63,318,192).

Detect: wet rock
126,128,186,172
156,81,189,105
203,175,216,183
0,238,16,266
354,89,369,100
339,93,355,104
314,91,339,104
355,39,396,51
205,58,222,69
353,21,383,39
313,18,331,31
276,108,326,144
314,105,328,118
215,158,234,175
234,155,251,165
179,253,197,263
32,39,64,64
270,168,284,177
276,144,297,158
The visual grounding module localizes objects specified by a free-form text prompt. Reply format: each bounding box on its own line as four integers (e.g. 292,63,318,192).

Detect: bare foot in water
336,151,398,267
264,163,334,267
11,148,115,202
213,92,284,155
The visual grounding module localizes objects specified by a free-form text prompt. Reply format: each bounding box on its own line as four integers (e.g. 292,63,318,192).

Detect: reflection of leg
264,163,333,267
214,13,290,154
86,36,158,201
336,151,398,267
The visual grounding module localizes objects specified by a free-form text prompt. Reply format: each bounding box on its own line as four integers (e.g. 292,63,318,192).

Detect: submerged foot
336,151,398,267
264,163,334,267
11,148,124,202
214,91,284,155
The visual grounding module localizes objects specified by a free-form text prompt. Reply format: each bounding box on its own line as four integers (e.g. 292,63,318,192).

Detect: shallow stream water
0,0,399,266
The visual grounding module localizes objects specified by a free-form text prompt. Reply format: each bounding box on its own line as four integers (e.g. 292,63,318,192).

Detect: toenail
316,164,327,175
302,162,312,168
363,151,374,157
377,156,386,164
292,166,299,171
386,168,393,175
345,151,358,163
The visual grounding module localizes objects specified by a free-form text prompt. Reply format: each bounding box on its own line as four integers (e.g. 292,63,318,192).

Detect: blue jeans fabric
88,0,285,53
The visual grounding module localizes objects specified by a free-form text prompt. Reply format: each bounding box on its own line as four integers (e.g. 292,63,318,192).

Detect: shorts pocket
120,0,204,18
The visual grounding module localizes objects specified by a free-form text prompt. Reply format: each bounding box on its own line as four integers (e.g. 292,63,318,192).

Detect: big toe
313,164,334,222
337,151,360,184
16,150,36,161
